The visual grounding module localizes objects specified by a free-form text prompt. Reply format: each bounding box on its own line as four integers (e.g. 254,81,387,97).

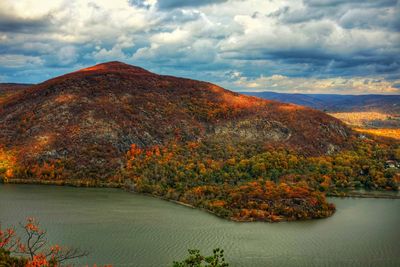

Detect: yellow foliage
0,147,17,180
329,112,392,127
354,128,400,140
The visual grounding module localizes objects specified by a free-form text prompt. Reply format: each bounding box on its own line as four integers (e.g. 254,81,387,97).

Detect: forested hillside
0,62,398,222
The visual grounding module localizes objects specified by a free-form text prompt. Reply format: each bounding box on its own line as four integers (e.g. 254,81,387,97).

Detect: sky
0,0,399,94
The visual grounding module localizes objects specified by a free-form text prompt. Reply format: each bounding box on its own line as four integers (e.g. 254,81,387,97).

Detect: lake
0,184,399,267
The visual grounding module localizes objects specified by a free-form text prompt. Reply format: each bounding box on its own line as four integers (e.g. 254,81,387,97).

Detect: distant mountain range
242,91,400,114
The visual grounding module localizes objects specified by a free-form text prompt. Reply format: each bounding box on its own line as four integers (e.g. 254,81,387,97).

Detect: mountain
2,62,398,222
243,91,400,114
0,61,351,179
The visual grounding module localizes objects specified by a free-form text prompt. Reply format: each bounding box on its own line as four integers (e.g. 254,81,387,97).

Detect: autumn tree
1,218,88,266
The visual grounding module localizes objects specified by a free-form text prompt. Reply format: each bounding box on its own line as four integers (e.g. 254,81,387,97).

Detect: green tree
0,248,26,267
172,248,229,267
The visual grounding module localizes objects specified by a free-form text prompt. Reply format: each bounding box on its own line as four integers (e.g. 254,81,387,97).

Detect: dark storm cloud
156,0,228,9
0,13,50,33
277,0,400,31
304,0,398,7
129,0,228,9
0,0,399,94
222,45,400,78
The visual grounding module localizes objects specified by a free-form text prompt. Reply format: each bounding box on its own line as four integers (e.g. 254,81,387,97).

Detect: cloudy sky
0,0,399,94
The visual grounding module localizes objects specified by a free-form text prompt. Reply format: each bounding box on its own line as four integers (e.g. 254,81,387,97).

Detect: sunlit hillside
328,112,400,140
354,128,400,140
329,112,400,128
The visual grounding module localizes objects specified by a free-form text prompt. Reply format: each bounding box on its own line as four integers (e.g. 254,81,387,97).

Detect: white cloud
1,0,64,19
150,28,190,44
57,46,78,65
91,35,135,61
0,0,399,94
92,46,127,61
0,54,43,68
235,74,400,94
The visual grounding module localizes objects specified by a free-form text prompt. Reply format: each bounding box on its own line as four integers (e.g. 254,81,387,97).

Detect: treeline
124,139,399,191
1,138,399,221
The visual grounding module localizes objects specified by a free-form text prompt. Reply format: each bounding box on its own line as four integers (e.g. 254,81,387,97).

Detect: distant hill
242,91,400,114
0,61,351,179
0,83,34,94
0,83,33,104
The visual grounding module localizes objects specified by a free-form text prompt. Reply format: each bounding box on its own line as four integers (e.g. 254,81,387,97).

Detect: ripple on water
0,185,399,267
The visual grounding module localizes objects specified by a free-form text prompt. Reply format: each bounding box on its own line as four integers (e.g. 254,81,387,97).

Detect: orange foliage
128,144,142,159
0,226,17,249
25,218,40,232
209,200,226,208
0,146,17,181
26,254,49,267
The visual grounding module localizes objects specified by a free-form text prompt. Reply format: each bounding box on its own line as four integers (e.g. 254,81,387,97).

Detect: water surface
0,184,399,266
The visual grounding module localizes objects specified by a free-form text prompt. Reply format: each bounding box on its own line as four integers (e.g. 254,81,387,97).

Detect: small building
385,160,398,169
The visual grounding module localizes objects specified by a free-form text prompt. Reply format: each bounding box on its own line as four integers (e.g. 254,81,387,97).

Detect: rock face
0,61,352,179
214,119,291,141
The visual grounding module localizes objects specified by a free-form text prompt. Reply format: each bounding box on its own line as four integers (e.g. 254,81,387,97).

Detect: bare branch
3,218,89,265
53,247,90,263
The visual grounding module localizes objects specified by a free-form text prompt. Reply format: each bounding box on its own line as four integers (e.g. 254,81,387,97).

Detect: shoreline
2,178,124,188
327,191,400,199
2,179,399,223
4,178,399,199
